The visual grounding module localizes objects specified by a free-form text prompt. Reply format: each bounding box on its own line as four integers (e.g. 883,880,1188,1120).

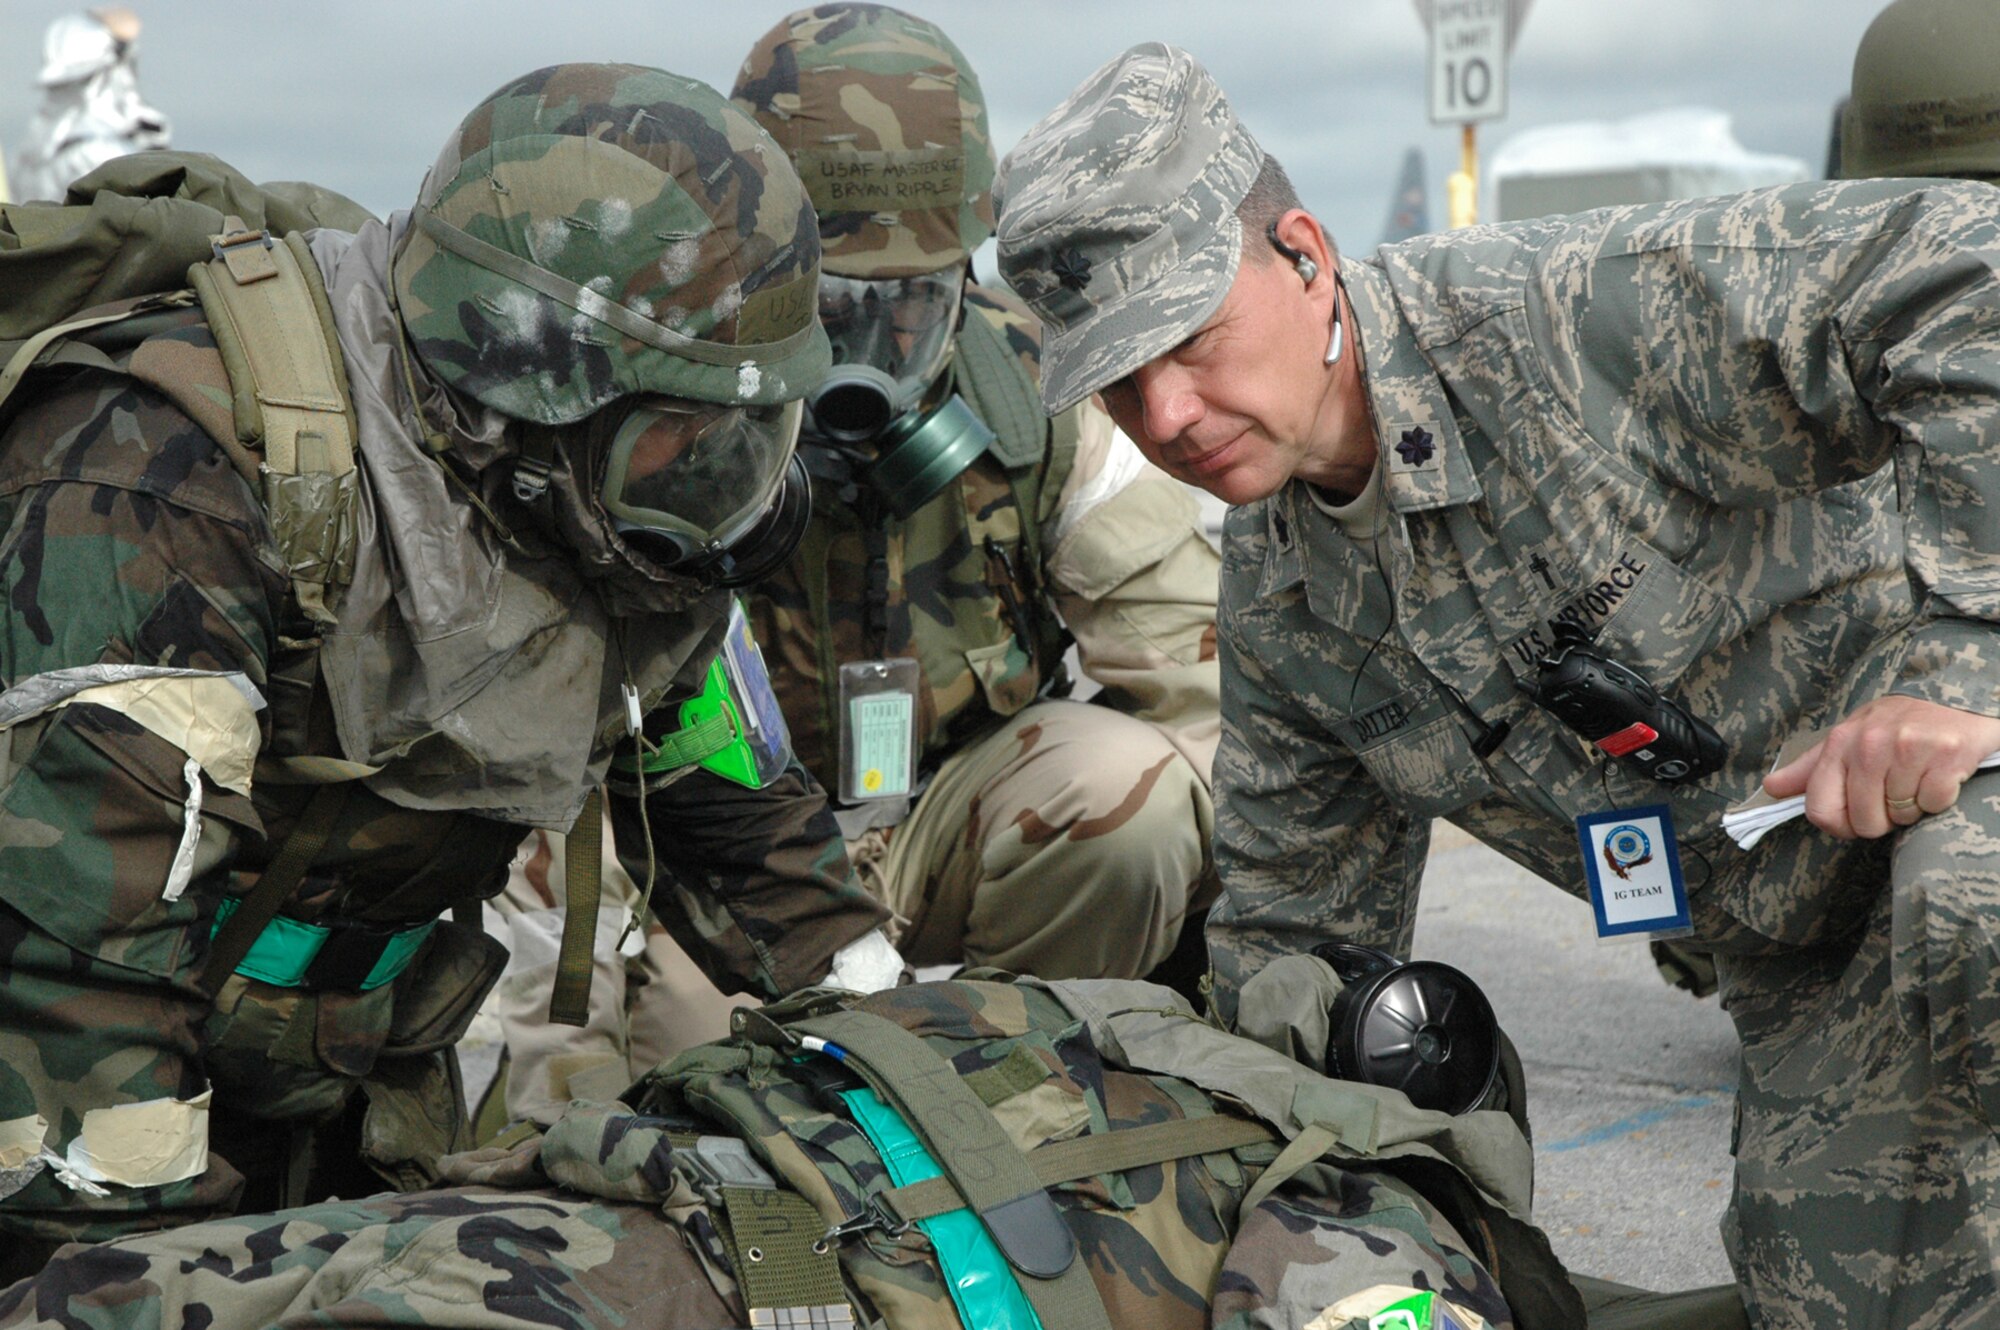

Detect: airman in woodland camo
995,41,2000,1330
494,4,1225,1125
0,63,891,1277
734,3,1222,988
0,961,1628,1330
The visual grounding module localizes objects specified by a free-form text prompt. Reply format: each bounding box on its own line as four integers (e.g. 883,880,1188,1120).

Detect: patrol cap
995,44,1263,415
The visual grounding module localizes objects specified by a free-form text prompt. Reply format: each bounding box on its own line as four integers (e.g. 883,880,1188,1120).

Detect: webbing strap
843,1086,1036,1330
0,295,189,417
950,302,1043,470
191,225,358,625
1237,1119,1345,1218
797,1009,1114,1330
192,225,354,480
713,1184,850,1323
545,787,604,1028
199,781,351,995
879,1111,1276,1226
622,708,734,773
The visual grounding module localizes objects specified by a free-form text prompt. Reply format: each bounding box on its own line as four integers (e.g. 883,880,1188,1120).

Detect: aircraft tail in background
1379,147,1429,246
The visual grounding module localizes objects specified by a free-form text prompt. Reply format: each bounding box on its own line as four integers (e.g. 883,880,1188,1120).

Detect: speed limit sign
1428,0,1509,124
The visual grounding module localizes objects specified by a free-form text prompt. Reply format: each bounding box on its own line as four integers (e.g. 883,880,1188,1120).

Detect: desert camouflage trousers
883,697,1217,977
1720,769,2000,1329
488,699,1215,1125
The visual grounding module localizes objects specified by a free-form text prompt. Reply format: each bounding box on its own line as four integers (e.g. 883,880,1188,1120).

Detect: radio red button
1596,722,1660,756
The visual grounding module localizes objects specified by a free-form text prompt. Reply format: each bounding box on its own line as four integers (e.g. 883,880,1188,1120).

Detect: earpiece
1266,219,1317,285
1268,218,1344,365
1325,278,1344,366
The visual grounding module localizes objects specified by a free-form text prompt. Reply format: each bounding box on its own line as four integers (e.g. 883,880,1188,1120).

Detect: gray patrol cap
995,43,1263,415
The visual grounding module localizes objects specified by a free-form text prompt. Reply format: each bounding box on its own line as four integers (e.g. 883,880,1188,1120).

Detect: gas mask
594,394,810,588
1311,943,1502,1117
806,270,992,518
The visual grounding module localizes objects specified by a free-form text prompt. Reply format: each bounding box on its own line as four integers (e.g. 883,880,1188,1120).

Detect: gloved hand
822,927,905,994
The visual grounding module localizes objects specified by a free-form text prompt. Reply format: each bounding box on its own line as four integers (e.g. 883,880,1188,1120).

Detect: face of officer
1096,209,1374,506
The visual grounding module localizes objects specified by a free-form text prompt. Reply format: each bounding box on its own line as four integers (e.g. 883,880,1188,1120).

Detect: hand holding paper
1724,700,2000,849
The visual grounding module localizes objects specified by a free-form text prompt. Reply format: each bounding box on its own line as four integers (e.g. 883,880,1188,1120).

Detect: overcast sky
0,0,1888,260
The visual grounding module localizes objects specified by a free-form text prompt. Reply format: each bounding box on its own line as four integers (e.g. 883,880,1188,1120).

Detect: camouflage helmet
393,63,830,425
731,4,995,279
1842,0,2000,180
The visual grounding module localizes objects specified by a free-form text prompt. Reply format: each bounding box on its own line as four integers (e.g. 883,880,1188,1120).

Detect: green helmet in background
1842,0,2000,180
393,62,830,425
732,8,995,450
731,4,994,280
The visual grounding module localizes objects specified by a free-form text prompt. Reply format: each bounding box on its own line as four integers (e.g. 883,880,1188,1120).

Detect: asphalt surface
1417,823,1740,1293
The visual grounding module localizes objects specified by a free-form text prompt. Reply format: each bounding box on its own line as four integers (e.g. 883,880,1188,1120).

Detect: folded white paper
1723,727,2000,849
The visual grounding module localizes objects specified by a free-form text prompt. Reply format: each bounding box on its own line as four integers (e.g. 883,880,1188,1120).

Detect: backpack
591,970,1586,1330
0,149,372,627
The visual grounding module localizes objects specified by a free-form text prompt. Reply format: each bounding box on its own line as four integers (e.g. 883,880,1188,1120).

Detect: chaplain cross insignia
1394,426,1436,466
1052,247,1093,292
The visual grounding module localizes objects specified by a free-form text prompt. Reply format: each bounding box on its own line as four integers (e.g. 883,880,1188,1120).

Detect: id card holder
839,658,920,802
1575,804,1693,942
719,600,792,787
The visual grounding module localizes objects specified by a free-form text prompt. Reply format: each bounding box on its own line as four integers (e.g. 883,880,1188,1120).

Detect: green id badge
839,658,920,802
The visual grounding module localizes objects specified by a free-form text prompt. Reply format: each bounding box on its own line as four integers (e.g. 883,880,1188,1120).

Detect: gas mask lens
600,395,809,585
809,270,963,442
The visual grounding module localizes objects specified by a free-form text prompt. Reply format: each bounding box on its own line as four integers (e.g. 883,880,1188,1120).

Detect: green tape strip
211,894,433,991
841,1087,1042,1330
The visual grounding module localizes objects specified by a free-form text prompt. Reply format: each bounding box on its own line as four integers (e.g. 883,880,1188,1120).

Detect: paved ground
1417,823,1739,1293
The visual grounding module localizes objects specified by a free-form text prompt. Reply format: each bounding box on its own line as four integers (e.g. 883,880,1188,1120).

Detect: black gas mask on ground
1311,943,1504,1117
805,269,991,517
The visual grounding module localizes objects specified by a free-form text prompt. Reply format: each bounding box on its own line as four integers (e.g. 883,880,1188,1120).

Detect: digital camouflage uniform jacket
1208,177,2000,1004
0,254,882,1251
747,282,1220,796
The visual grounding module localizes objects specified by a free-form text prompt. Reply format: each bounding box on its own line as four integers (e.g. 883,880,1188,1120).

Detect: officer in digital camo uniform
993,43,2000,1330
0,64,892,1277
0,956,1627,1330
490,5,1224,1121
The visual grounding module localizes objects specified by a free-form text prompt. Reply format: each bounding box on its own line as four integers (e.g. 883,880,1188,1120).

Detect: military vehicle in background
1488,107,1806,223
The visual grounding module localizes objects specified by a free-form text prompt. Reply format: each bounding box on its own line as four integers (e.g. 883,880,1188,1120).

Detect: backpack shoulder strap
794,1007,1117,1330
189,221,359,625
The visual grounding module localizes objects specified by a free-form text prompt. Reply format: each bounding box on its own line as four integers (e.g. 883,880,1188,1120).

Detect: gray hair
1235,154,1333,262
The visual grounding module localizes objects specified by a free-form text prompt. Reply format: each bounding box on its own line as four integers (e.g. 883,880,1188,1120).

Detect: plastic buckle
510,457,552,503
300,919,402,991
210,229,279,285
679,1135,777,1200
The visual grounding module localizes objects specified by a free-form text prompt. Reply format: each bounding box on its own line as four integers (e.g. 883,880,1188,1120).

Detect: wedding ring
1887,795,1919,811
